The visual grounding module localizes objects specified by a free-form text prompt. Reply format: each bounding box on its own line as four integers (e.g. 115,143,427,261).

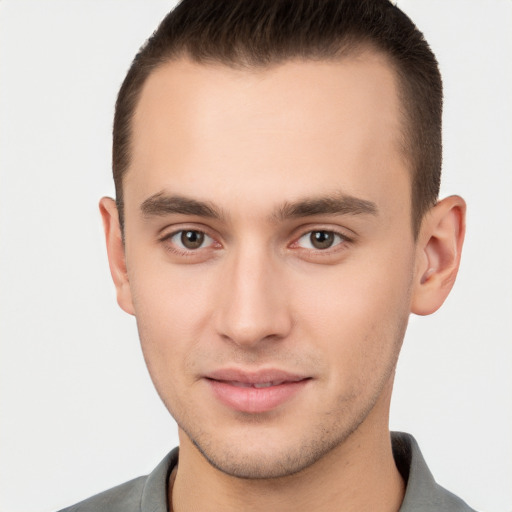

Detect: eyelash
159,227,353,258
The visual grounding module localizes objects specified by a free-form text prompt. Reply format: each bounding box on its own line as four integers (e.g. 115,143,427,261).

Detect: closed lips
205,372,311,412
205,368,309,383
216,380,305,388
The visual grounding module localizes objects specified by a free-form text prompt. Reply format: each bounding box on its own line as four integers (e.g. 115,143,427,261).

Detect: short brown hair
113,0,442,236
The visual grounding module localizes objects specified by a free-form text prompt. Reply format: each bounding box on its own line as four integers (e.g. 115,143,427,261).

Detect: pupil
311,231,334,249
181,230,204,249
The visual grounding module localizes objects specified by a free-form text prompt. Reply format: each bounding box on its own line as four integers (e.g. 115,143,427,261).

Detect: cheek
294,248,414,374
127,262,219,377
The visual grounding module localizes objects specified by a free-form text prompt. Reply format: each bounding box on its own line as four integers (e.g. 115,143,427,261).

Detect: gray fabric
393,433,477,512
58,449,177,512
58,432,476,512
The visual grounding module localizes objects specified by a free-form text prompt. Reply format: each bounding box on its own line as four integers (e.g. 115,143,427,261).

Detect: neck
171,388,404,512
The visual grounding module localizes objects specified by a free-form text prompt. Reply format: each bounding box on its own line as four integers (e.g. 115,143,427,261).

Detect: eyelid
157,219,218,236
159,222,219,240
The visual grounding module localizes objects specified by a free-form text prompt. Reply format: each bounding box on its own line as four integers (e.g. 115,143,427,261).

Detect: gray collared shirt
58,432,477,511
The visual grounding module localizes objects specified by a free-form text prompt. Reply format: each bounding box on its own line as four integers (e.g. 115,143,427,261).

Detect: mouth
204,369,311,413
223,380,298,388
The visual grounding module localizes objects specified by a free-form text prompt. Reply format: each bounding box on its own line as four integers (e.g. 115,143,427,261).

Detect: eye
170,230,214,250
296,230,345,250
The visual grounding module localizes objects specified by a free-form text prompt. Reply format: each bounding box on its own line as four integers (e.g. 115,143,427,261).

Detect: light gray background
0,1,511,511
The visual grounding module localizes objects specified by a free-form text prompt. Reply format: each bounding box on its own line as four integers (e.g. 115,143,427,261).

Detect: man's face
120,52,419,478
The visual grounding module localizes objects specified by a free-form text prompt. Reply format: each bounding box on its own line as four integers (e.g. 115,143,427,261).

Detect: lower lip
206,379,309,413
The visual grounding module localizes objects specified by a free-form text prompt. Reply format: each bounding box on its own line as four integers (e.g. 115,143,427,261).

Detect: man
60,0,474,510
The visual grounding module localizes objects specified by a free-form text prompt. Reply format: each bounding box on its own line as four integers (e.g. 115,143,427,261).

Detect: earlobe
411,195,466,316
99,197,135,316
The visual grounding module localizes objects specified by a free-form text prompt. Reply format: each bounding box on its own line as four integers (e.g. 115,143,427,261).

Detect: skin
101,51,465,512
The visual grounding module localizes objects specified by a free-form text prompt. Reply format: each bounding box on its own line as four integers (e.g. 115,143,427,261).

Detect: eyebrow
140,190,378,223
273,193,378,221
141,192,224,220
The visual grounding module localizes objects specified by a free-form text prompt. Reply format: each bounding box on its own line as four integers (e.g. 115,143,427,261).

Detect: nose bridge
215,241,291,347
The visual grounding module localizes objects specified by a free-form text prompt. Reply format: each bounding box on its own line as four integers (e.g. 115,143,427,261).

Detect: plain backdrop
0,1,511,511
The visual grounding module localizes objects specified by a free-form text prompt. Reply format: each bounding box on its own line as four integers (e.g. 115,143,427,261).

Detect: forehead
125,52,409,219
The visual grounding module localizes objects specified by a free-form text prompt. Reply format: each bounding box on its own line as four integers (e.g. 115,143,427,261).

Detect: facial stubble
163,312,409,481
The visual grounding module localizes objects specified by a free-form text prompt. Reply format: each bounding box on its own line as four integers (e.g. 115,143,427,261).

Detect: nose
214,246,293,348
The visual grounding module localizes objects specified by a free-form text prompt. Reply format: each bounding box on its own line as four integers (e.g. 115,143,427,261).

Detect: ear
99,197,135,316
411,195,466,316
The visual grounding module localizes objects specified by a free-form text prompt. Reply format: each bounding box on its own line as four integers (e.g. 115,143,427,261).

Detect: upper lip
205,368,309,385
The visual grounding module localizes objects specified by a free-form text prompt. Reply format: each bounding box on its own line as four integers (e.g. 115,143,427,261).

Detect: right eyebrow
140,192,224,220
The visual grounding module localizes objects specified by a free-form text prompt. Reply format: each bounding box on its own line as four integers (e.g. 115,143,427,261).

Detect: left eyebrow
273,193,378,221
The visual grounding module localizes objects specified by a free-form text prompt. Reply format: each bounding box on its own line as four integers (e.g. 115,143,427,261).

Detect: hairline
116,44,423,240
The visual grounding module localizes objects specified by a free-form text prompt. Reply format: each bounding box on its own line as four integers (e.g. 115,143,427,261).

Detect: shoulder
57,448,179,512
392,432,477,512
57,476,147,512
434,484,478,512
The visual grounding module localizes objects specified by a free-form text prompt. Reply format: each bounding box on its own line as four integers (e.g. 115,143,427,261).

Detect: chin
185,420,360,480
194,441,321,479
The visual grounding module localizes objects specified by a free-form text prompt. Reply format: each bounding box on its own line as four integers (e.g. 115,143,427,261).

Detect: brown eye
310,231,335,249
296,230,344,250
165,229,217,257
180,230,205,249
